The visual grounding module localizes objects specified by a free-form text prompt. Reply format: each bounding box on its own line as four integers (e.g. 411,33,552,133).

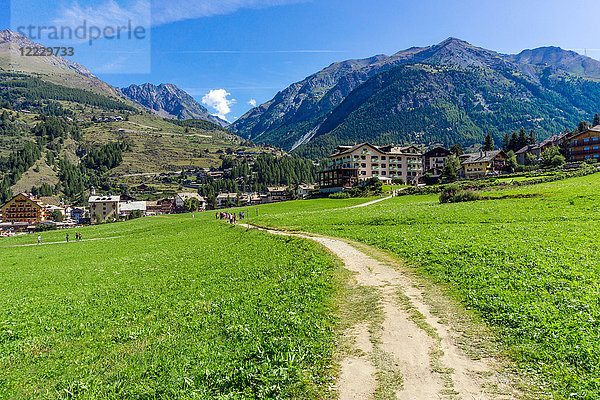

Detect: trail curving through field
0,236,123,248
247,224,518,399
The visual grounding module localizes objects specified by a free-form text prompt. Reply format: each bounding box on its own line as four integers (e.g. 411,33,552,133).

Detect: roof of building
331,142,422,157
1,193,44,208
566,125,600,141
461,150,506,165
267,186,288,192
298,184,316,190
89,195,120,203
515,144,540,155
119,201,147,212
216,193,238,199
176,193,205,201
423,146,451,157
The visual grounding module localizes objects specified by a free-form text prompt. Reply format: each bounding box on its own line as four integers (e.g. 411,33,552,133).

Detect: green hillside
231,38,600,159
296,64,600,159
0,104,243,203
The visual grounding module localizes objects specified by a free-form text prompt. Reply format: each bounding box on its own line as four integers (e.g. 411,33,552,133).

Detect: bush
329,191,350,199
439,184,480,204
423,173,439,186
49,210,64,222
35,222,57,232
551,154,566,168
129,210,143,219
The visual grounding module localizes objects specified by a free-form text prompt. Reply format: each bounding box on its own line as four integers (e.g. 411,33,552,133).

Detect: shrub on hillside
439,184,480,204
329,191,351,199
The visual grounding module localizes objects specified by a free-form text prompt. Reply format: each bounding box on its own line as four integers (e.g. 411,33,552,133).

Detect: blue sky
3,0,600,121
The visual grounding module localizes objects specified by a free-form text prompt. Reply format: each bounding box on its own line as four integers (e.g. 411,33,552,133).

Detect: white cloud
202,89,236,121
53,0,150,31
52,0,306,29
152,0,307,26
248,99,257,107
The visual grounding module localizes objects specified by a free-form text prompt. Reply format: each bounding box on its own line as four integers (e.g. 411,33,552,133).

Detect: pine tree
518,128,528,150
528,130,537,145
450,144,463,156
594,113,600,127
483,132,494,151
502,133,510,151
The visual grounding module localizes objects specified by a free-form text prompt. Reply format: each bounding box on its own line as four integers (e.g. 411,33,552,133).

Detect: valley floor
2,173,600,399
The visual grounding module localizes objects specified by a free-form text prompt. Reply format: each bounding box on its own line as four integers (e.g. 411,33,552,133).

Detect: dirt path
0,236,122,248
346,195,393,209
249,225,517,399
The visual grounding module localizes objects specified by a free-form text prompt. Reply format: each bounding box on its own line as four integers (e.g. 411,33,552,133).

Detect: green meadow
252,173,600,398
0,216,341,399
3,174,600,399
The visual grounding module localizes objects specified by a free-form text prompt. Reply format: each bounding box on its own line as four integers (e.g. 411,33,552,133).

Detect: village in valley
1,120,598,236
7,0,600,397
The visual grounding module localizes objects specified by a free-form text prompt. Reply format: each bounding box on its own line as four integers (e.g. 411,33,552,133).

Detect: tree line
0,74,135,112
0,141,42,202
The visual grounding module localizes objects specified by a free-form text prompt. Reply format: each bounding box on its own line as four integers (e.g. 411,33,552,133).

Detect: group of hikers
36,232,83,244
216,211,247,224
65,233,83,242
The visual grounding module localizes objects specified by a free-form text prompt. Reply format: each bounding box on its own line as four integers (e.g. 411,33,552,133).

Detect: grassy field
251,174,600,399
0,214,342,399
381,184,409,192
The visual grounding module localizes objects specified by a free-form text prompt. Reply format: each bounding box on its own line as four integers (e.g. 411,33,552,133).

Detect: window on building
584,147,590,151
382,171,386,175
381,164,386,168
381,156,386,160
584,138,590,143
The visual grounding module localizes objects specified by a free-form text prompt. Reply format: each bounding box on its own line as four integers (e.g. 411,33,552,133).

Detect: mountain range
4,28,600,160
231,38,600,159
0,29,227,126
119,83,229,127
0,29,122,100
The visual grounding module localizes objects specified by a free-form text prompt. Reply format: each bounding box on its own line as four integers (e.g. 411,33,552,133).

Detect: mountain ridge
0,29,124,99
231,38,600,157
119,83,230,127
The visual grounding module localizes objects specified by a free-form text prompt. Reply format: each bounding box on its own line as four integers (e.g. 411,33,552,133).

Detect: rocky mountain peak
119,83,229,127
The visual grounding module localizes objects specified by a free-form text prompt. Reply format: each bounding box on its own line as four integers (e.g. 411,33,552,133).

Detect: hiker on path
66,233,69,243
37,235,41,245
